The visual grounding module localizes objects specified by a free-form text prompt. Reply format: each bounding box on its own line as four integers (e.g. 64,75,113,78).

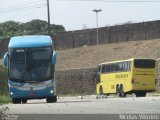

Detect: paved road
2,96,160,120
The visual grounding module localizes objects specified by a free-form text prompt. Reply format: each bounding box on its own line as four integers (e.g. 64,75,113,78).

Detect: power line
0,5,46,13
0,0,45,9
0,1,43,9
0,4,45,11
57,0,160,2
0,0,46,14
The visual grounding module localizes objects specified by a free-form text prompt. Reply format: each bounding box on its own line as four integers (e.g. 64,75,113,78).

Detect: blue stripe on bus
9,86,54,99
9,36,53,48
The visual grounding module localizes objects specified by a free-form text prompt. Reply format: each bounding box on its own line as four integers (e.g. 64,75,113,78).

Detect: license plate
28,92,35,96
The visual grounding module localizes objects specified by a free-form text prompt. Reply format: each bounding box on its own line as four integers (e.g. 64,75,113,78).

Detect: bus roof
8,35,53,48
99,58,155,66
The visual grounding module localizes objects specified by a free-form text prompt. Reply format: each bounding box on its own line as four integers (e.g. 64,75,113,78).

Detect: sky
0,0,160,31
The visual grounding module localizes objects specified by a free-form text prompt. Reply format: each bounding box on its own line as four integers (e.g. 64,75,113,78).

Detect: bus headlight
10,92,13,95
50,90,53,94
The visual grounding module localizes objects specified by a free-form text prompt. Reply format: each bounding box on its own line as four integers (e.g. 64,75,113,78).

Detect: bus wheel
136,93,140,97
99,86,103,95
120,86,126,97
141,92,146,97
46,96,57,103
22,99,27,104
116,86,120,97
54,95,57,102
136,92,146,97
12,98,21,104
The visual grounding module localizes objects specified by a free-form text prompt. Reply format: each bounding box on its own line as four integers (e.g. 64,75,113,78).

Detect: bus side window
119,63,122,71
106,65,109,72
117,63,121,72
115,63,118,72
108,64,111,73
124,62,127,71
102,65,105,73
126,62,129,71
110,64,114,72
129,62,131,71
121,62,124,71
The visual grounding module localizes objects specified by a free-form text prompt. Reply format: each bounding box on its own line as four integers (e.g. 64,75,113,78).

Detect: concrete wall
55,68,97,94
0,39,9,58
54,20,160,50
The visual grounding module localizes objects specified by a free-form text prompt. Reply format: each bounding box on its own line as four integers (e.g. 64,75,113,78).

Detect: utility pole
47,0,51,36
92,9,102,46
92,9,102,66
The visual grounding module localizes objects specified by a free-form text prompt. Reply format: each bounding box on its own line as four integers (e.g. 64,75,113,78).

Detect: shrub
0,65,8,95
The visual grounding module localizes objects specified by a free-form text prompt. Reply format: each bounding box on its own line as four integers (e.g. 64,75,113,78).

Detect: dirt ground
56,39,160,70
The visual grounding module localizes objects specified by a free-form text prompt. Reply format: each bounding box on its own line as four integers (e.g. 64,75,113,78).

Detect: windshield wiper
9,78,25,83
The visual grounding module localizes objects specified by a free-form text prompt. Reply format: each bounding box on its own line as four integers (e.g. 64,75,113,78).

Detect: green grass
0,59,2,65
150,91,160,96
0,95,11,104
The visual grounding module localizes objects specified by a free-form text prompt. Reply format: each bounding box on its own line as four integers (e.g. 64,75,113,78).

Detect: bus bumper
9,86,55,99
8,80,56,99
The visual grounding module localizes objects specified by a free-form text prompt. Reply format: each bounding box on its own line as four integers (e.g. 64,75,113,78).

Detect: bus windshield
9,47,52,82
134,59,155,68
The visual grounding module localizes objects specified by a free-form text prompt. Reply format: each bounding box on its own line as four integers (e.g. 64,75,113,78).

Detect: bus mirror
52,50,56,64
3,52,9,68
97,71,100,75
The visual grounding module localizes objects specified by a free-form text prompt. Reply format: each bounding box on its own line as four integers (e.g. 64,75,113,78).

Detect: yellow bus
96,58,157,97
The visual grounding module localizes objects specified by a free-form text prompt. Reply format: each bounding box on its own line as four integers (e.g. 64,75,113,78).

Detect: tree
0,19,65,38
24,19,65,35
0,21,21,37
24,19,48,35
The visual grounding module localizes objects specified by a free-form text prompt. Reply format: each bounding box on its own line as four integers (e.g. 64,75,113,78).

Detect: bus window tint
124,62,128,71
134,59,155,68
111,64,114,72
32,48,51,60
127,62,131,71
10,50,26,80
11,50,25,64
118,63,123,71
102,65,105,73
106,65,109,72
101,62,132,73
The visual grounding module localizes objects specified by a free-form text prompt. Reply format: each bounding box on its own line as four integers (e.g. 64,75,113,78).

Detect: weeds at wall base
0,95,11,104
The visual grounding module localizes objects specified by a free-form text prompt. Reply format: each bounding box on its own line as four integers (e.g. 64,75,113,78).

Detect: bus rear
131,59,156,97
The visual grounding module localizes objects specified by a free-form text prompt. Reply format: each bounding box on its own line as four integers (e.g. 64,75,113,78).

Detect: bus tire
141,92,146,97
22,99,27,104
136,93,140,97
46,96,57,103
106,93,109,96
12,98,21,104
120,85,126,98
54,95,57,102
136,92,146,97
99,86,103,95
116,85,120,97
